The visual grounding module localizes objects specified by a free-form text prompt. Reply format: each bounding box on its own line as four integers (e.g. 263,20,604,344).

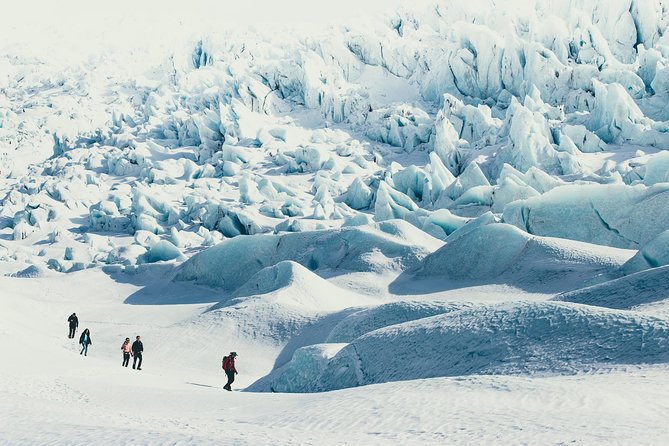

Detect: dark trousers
69,326,76,338
122,352,130,367
225,371,235,389
133,352,142,369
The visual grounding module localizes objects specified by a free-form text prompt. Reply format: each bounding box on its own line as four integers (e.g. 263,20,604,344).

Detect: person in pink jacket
121,338,131,367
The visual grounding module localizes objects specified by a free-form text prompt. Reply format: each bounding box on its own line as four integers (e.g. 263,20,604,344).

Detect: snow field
3,268,669,444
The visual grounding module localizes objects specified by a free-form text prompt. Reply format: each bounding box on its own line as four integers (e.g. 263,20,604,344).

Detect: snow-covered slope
412,222,633,291
503,184,669,249
620,229,669,274
555,265,669,311
210,260,373,312
272,302,669,392
325,300,477,343
175,220,440,290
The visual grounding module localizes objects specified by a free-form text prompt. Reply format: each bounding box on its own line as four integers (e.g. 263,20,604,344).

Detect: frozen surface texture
272,302,669,392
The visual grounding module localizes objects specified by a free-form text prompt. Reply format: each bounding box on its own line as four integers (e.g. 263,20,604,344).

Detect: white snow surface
2,0,669,444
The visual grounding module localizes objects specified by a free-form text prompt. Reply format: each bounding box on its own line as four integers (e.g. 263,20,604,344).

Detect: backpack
222,356,232,371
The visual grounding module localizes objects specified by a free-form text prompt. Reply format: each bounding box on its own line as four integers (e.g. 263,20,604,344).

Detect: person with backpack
67,313,78,338
132,335,143,370
121,338,131,367
222,352,238,391
79,328,92,356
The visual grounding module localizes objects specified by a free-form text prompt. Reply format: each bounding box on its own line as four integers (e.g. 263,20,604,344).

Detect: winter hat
230,352,238,357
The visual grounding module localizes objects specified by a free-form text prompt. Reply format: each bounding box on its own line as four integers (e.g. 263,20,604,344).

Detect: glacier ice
365,105,432,151
210,260,367,313
175,221,441,290
586,80,653,144
503,184,669,249
620,230,669,275
142,240,184,264
325,301,477,343
269,344,348,394
643,150,669,185
272,301,669,392
416,223,631,291
556,265,669,310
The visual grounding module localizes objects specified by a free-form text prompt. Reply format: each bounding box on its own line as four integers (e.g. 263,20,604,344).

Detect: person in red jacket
222,352,238,391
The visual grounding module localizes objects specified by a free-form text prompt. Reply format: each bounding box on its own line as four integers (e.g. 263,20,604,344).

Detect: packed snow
2,0,669,444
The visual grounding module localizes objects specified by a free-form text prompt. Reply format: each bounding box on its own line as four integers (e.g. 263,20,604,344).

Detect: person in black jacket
132,336,143,370
67,313,78,338
79,328,92,356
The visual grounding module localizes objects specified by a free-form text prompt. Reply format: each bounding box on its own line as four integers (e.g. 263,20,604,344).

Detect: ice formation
210,260,368,312
619,230,669,274
414,223,632,291
175,221,441,290
555,265,669,310
271,302,669,392
503,184,669,249
3,0,669,273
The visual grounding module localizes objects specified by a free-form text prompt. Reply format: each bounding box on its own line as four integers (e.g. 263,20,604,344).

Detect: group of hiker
67,312,239,389
68,313,92,356
121,336,144,370
68,313,143,369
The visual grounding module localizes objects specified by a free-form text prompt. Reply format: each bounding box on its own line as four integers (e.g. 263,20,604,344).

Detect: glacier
2,0,669,444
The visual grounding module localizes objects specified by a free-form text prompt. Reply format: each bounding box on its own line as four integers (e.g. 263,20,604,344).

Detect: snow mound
210,261,367,312
175,221,441,290
273,302,669,392
644,151,669,186
326,301,477,343
415,223,631,291
555,266,669,310
503,184,669,249
620,230,669,275
268,343,348,393
10,264,52,279
142,240,184,264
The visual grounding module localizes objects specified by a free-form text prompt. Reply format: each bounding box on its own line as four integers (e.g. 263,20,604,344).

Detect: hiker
67,313,78,338
79,328,92,356
132,336,143,370
222,352,238,391
121,337,131,367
